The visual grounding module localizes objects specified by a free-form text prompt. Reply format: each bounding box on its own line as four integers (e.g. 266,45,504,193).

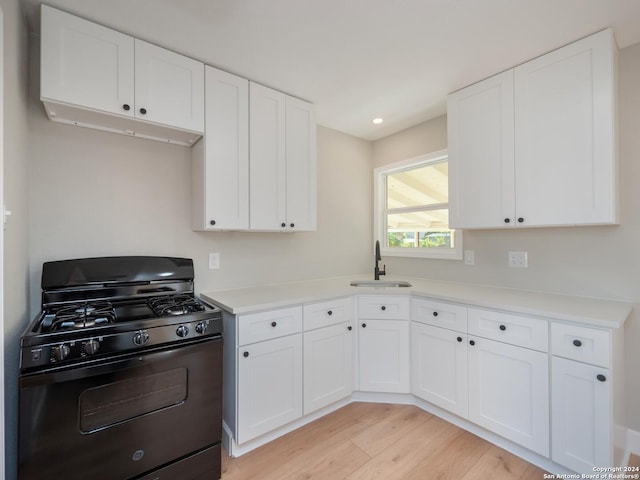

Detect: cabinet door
194,67,249,230
551,356,611,473
447,70,515,229
285,96,317,231
134,39,205,133
411,323,468,417
468,337,549,456
249,83,287,231
358,319,410,393
514,29,617,226
40,5,135,117
237,334,302,443
303,322,354,414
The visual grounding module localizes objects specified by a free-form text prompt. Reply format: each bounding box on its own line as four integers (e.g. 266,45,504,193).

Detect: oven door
18,336,222,480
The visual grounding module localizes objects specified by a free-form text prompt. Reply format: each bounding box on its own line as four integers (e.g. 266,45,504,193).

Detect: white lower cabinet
357,295,410,393
303,322,354,414
237,333,303,444
468,336,549,456
358,319,410,393
551,356,611,473
221,293,624,473
411,322,468,417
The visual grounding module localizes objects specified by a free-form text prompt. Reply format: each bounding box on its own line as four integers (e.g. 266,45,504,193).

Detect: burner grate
44,301,116,332
148,294,205,317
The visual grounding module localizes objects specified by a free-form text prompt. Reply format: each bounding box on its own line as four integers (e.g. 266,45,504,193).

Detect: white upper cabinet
40,5,204,145
192,67,249,231
134,39,205,133
448,70,515,229
514,30,617,227
249,82,317,231
448,29,618,229
41,5,135,117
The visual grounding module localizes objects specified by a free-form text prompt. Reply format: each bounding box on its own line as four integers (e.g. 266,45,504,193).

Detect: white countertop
200,274,632,329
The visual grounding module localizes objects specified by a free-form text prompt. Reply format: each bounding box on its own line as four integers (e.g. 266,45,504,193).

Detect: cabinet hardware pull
499,324,506,331
243,351,249,358
347,326,352,331
517,217,524,223
597,374,606,382
290,223,295,228
469,340,475,346
573,339,582,347
271,321,277,327
327,310,333,316
210,220,216,226
281,222,286,228
504,218,510,223
381,306,386,311
433,311,438,317
122,104,130,111
139,107,147,115
457,336,462,342
362,323,367,328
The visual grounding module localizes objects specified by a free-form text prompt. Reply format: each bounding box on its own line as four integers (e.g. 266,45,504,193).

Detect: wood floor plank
222,402,395,480
459,445,530,480
345,416,462,480
629,454,640,468
519,463,549,480
401,430,492,480
351,404,432,456
274,440,371,480
222,403,555,480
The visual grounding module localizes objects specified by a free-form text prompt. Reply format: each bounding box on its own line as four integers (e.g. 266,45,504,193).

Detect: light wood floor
222,402,550,480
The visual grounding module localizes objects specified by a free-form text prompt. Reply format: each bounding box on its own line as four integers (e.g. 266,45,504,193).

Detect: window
374,149,462,259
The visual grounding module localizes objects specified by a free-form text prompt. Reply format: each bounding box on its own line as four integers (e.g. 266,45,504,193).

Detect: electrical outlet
508,251,528,268
208,253,220,270
464,250,475,265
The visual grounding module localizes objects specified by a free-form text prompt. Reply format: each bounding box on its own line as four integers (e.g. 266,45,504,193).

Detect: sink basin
350,280,412,288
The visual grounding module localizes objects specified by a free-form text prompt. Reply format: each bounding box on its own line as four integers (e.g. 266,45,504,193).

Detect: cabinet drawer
468,308,548,352
238,306,302,346
551,323,610,368
358,295,410,320
412,297,467,332
303,297,353,331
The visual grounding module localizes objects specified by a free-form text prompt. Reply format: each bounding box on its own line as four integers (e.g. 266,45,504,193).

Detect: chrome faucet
374,240,386,280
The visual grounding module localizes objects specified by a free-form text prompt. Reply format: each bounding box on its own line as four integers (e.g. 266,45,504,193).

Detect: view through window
375,150,462,259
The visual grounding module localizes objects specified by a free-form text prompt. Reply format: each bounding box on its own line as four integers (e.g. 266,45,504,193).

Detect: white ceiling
20,0,640,141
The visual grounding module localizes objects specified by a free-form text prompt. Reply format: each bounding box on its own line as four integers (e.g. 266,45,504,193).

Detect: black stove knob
132,330,150,346
195,322,207,335
176,325,189,338
82,339,100,356
51,344,70,362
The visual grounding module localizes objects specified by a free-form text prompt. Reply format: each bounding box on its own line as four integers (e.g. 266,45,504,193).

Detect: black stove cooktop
20,256,222,373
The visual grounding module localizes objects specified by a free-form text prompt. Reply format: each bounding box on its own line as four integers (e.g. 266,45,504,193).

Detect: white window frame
374,149,462,260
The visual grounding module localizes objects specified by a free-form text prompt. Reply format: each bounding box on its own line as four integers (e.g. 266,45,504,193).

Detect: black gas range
20,255,222,372
18,256,223,480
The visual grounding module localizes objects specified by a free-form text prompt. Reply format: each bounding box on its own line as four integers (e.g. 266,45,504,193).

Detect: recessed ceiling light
372,117,384,124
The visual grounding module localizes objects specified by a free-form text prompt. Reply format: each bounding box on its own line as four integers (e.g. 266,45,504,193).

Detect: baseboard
626,428,640,460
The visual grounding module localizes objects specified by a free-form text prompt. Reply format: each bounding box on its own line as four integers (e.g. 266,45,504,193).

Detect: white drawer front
303,297,353,331
412,297,467,332
358,295,410,320
551,322,610,367
238,306,303,346
468,308,548,352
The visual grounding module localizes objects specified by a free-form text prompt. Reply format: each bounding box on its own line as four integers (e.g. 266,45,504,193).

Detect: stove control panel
20,314,222,372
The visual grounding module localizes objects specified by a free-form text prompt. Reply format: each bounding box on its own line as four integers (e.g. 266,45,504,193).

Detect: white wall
1,0,31,479
372,42,640,431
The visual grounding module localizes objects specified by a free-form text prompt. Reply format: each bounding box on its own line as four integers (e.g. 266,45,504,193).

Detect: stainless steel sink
350,280,412,288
